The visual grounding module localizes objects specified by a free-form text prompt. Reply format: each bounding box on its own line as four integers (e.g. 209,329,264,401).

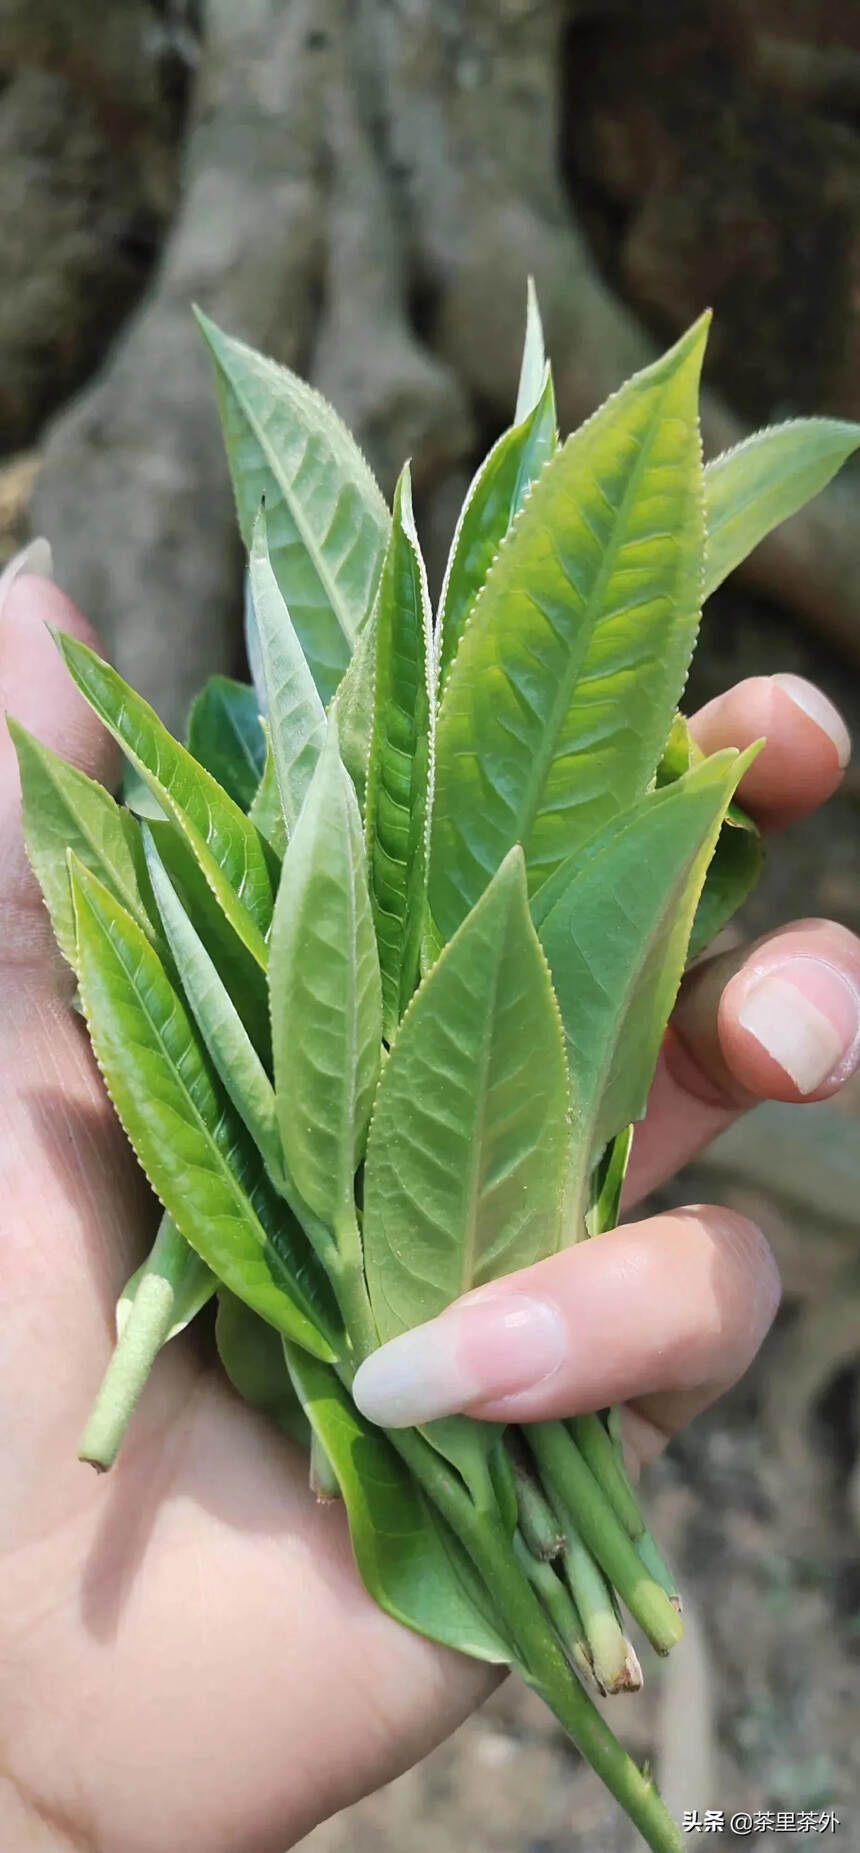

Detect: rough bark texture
11,0,857,727
0,2,194,449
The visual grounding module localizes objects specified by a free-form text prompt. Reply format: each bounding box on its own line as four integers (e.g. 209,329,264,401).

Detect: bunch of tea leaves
14,286,859,1853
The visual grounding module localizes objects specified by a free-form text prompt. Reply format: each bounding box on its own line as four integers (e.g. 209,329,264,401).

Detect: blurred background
1,1,859,1845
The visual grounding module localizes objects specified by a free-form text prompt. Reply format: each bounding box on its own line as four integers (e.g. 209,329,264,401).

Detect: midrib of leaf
458,927,505,1298
500,387,674,855
230,377,357,657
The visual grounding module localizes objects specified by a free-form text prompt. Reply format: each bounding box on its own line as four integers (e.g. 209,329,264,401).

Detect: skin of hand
0,559,857,1853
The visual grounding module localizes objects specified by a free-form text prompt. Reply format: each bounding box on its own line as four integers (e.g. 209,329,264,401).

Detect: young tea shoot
14,288,860,1853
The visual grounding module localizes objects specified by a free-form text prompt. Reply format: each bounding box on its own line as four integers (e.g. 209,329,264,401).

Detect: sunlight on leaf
197,309,390,703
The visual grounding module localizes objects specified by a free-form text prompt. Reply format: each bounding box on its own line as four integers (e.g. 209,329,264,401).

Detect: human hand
1,558,857,1853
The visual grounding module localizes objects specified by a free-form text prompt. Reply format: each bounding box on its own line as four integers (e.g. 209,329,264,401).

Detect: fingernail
0,538,53,620
772,673,851,769
352,1293,567,1429
738,957,860,1094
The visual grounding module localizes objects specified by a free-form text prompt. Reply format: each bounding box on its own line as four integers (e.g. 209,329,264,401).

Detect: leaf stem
386,1423,682,1853
79,1240,195,1471
525,1422,684,1655
569,1414,645,1537
507,1433,566,1560
560,1521,641,1694
310,1431,341,1501
330,1244,681,1847
587,1410,680,1606
512,1530,596,1689
636,1527,680,1609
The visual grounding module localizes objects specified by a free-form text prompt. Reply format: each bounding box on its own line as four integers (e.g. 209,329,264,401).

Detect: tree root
32,0,329,728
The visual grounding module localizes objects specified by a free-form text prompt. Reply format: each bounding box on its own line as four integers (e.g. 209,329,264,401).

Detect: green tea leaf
688,808,763,958
215,1292,311,1449
56,633,275,967
269,719,382,1238
144,816,272,1061
437,367,557,696
197,310,390,703
365,465,434,1040
515,275,547,424
285,1345,511,1663
417,1412,505,1512
537,747,758,1215
586,1126,633,1238
654,710,695,787
143,826,283,1182
429,317,709,942
333,599,378,809
248,506,326,834
186,676,266,812
363,848,569,1339
117,1213,214,1345
655,712,763,956
9,718,155,968
70,858,339,1360
248,722,287,857
122,762,166,821
704,418,860,598
244,565,266,713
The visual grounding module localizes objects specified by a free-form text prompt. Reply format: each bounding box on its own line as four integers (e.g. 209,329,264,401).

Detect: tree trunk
27,0,860,729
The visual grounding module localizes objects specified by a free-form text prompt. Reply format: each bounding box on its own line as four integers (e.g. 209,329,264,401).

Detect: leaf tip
393,458,414,524
735,736,766,779
502,840,527,878
250,498,269,559
660,308,712,385
687,306,712,359
191,301,220,348
490,843,530,913
50,625,88,673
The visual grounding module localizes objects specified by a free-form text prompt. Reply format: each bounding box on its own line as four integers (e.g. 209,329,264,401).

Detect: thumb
0,545,119,975
352,1205,779,1435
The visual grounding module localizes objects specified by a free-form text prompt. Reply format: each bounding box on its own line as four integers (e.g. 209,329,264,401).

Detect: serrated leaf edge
436,316,710,741
197,310,390,652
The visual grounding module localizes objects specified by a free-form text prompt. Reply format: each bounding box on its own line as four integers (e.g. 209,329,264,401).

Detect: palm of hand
1,984,491,1853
